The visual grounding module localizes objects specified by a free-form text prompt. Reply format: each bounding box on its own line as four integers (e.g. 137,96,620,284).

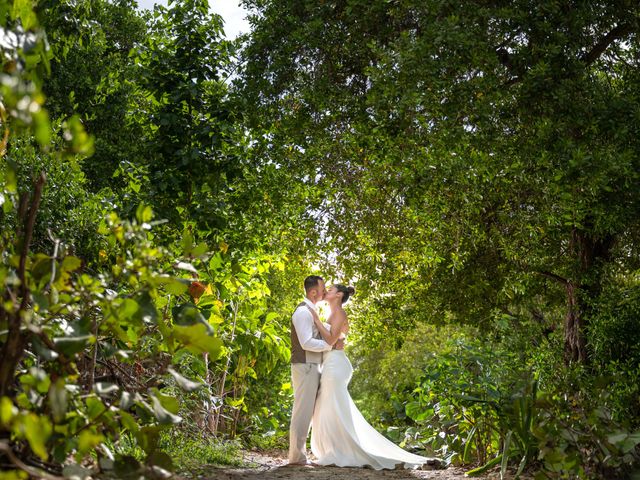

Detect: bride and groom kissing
288,275,432,469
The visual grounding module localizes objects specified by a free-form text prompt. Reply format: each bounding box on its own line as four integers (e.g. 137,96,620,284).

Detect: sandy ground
200,450,503,480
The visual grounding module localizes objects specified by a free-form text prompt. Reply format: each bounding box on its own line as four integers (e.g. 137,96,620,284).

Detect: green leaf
78,429,104,455
172,324,223,358
136,204,153,223
117,299,140,321
405,401,426,421
167,367,202,392
226,397,245,408
150,395,182,425
21,413,52,460
191,242,209,258
466,455,502,476
61,256,82,273
53,335,94,356
63,115,94,155
156,276,189,295
48,379,67,422
0,469,28,479
172,303,210,330
607,432,628,444
209,253,224,271
113,455,141,478
120,411,139,433
501,431,512,478
0,397,16,425
20,367,50,394
86,397,106,421
146,450,174,471
463,425,477,462
181,231,194,255
12,0,38,30
150,389,180,415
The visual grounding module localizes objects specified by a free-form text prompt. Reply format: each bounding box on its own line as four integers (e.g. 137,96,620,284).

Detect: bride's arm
312,311,345,346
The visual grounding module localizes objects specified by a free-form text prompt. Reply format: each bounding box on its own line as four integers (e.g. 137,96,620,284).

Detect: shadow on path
202,451,487,480
209,464,469,480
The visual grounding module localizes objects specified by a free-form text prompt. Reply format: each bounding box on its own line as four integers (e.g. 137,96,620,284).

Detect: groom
288,275,343,465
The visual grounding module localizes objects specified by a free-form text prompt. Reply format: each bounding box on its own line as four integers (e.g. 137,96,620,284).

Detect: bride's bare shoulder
335,309,348,326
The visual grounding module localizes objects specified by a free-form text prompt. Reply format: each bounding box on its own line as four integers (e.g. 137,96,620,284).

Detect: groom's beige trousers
289,362,321,464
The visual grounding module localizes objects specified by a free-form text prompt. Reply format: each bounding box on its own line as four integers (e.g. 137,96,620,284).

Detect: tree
38,0,149,190
239,0,640,363
130,0,241,232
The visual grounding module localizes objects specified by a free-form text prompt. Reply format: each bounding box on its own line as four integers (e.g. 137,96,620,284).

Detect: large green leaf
150,395,181,425
78,429,104,455
53,335,94,356
48,379,67,422
172,324,223,358
171,303,210,330
167,368,202,392
20,413,52,461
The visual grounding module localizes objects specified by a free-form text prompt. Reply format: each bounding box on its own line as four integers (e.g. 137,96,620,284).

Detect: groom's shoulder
292,302,308,316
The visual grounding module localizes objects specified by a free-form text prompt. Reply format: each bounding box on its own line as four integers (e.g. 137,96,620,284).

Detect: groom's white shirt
292,298,333,353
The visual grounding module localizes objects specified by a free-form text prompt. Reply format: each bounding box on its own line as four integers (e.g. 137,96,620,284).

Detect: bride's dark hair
335,284,355,304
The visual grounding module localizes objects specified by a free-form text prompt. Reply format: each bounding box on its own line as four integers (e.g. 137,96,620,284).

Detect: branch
44,229,60,294
95,359,146,390
0,441,64,480
0,102,9,158
581,23,634,66
495,47,524,87
496,47,515,71
18,172,46,311
24,324,76,375
537,270,570,286
70,397,119,438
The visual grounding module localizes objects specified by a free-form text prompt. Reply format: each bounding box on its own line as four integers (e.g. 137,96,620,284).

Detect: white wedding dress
310,347,431,469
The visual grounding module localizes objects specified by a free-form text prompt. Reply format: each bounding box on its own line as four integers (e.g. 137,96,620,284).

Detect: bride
309,284,433,469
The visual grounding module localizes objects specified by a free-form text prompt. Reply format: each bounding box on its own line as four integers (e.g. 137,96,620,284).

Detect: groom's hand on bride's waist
333,339,345,350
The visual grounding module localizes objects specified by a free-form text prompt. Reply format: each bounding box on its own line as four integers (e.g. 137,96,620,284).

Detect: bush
587,281,640,424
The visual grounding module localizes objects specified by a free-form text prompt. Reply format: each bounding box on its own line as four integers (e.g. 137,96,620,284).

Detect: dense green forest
0,0,639,478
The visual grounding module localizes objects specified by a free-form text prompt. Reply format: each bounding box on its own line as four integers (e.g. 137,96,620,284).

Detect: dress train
311,350,431,469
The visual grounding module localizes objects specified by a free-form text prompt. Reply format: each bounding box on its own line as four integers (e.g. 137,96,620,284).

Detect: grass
244,430,289,451
159,430,244,475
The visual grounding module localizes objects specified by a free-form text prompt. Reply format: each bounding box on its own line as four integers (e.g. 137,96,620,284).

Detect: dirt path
203,450,499,480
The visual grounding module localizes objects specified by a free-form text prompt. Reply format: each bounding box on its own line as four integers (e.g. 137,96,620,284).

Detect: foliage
2,0,640,478
358,325,640,478
0,2,290,477
399,336,528,466
240,0,640,362
128,0,241,231
38,0,148,190
239,2,640,475
5,129,103,262
157,430,243,475
531,377,640,479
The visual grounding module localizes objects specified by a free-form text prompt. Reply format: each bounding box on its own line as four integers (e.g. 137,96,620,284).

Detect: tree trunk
0,326,27,397
563,227,615,364
564,281,586,364
0,173,46,396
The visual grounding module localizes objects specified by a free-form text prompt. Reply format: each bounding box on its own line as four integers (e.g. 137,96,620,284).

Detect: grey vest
291,302,323,364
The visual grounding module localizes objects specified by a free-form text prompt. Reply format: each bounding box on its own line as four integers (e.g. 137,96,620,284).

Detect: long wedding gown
310,346,431,469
